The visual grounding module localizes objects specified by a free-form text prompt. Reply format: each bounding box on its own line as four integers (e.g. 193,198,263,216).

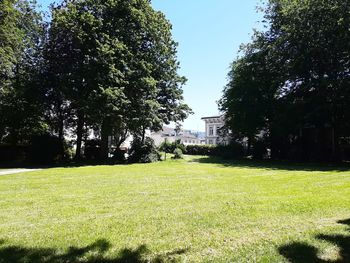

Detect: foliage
128,137,161,163
159,140,173,153
159,139,186,154
0,0,47,144
27,134,62,164
84,140,101,161
0,144,27,164
220,0,350,162
185,145,215,156
252,140,268,160
0,0,191,164
211,143,245,159
111,148,127,163
172,148,184,159
0,0,26,85
185,143,244,159
45,0,191,160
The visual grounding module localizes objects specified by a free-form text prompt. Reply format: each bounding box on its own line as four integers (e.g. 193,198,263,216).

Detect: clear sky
37,0,264,132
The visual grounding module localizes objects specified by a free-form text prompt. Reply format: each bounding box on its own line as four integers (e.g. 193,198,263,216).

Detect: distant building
201,115,228,145
149,126,203,146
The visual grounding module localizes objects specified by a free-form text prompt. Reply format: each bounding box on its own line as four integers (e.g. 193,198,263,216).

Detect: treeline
160,140,246,159
0,0,191,164
220,0,350,162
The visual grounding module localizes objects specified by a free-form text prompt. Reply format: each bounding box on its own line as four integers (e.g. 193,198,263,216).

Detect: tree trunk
9,127,18,146
247,137,252,156
141,126,146,144
58,109,65,158
115,128,128,148
75,111,84,160
100,118,111,160
331,127,341,162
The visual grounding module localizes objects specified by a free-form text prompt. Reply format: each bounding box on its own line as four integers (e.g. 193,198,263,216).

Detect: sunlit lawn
0,156,350,262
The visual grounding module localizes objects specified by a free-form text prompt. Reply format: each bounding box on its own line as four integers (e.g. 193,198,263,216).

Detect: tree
0,0,22,88
110,0,191,144
46,0,104,159
0,0,46,144
46,0,191,160
268,0,350,160
219,34,280,153
221,0,350,161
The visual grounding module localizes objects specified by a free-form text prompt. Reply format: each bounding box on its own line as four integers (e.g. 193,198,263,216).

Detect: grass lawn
0,156,350,262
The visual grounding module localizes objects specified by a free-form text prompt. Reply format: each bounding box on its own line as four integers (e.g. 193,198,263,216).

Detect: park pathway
0,169,42,176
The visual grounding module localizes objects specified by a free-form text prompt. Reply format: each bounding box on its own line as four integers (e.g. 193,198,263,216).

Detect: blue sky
37,0,264,131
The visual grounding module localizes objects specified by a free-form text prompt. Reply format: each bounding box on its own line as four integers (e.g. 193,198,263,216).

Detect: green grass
0,156,350,262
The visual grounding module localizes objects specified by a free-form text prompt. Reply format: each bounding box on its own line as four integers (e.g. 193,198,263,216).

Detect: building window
209,126,214,136
209,139,213,145
216,126,221,136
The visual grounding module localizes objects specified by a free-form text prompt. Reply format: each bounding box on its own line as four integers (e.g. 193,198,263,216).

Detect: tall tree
219,43,277,152
0,0,46,144
46,0,191,160
221,0,350,161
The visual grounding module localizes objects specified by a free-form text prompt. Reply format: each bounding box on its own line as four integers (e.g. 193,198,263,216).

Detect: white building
201,115,228,145
149,126,203,146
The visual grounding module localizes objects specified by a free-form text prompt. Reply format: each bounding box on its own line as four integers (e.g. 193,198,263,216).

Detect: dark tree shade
220,0,350,161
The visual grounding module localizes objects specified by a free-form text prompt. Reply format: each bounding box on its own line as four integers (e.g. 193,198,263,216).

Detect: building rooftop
201,115,223,120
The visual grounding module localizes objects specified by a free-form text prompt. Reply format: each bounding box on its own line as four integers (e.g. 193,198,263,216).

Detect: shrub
112,148,127,163
252,140,268,160
128,137,161,163
0,144,28,164
159,139,185,153
63,143,75,161
84,139,101,160
211,142,244,159
185,145,214,155
174,140,186,153
185,143,244,159
28,134,62,164
159,140,173,153
172,148,184,159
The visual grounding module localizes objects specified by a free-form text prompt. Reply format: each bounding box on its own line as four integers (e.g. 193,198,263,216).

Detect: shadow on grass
190,156,350,172
0,238,188,263
279,219,350,262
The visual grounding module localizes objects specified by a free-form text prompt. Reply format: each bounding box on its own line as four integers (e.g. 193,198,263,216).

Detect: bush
159,139,185,153
185,143,244,159
252,140,268,160
185,145,214,155
112,148,127,163
128,137,161,163
63,143,75,161
174,140,186,153
0,144,28,164
172,148,183,159
84,139,101,160
28,134,62,164
159,140,173,153
211,143,244,159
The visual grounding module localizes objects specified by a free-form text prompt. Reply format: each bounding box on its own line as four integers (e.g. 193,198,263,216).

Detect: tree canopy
0,0,191,162
0,0,46,144
220,0,350,161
